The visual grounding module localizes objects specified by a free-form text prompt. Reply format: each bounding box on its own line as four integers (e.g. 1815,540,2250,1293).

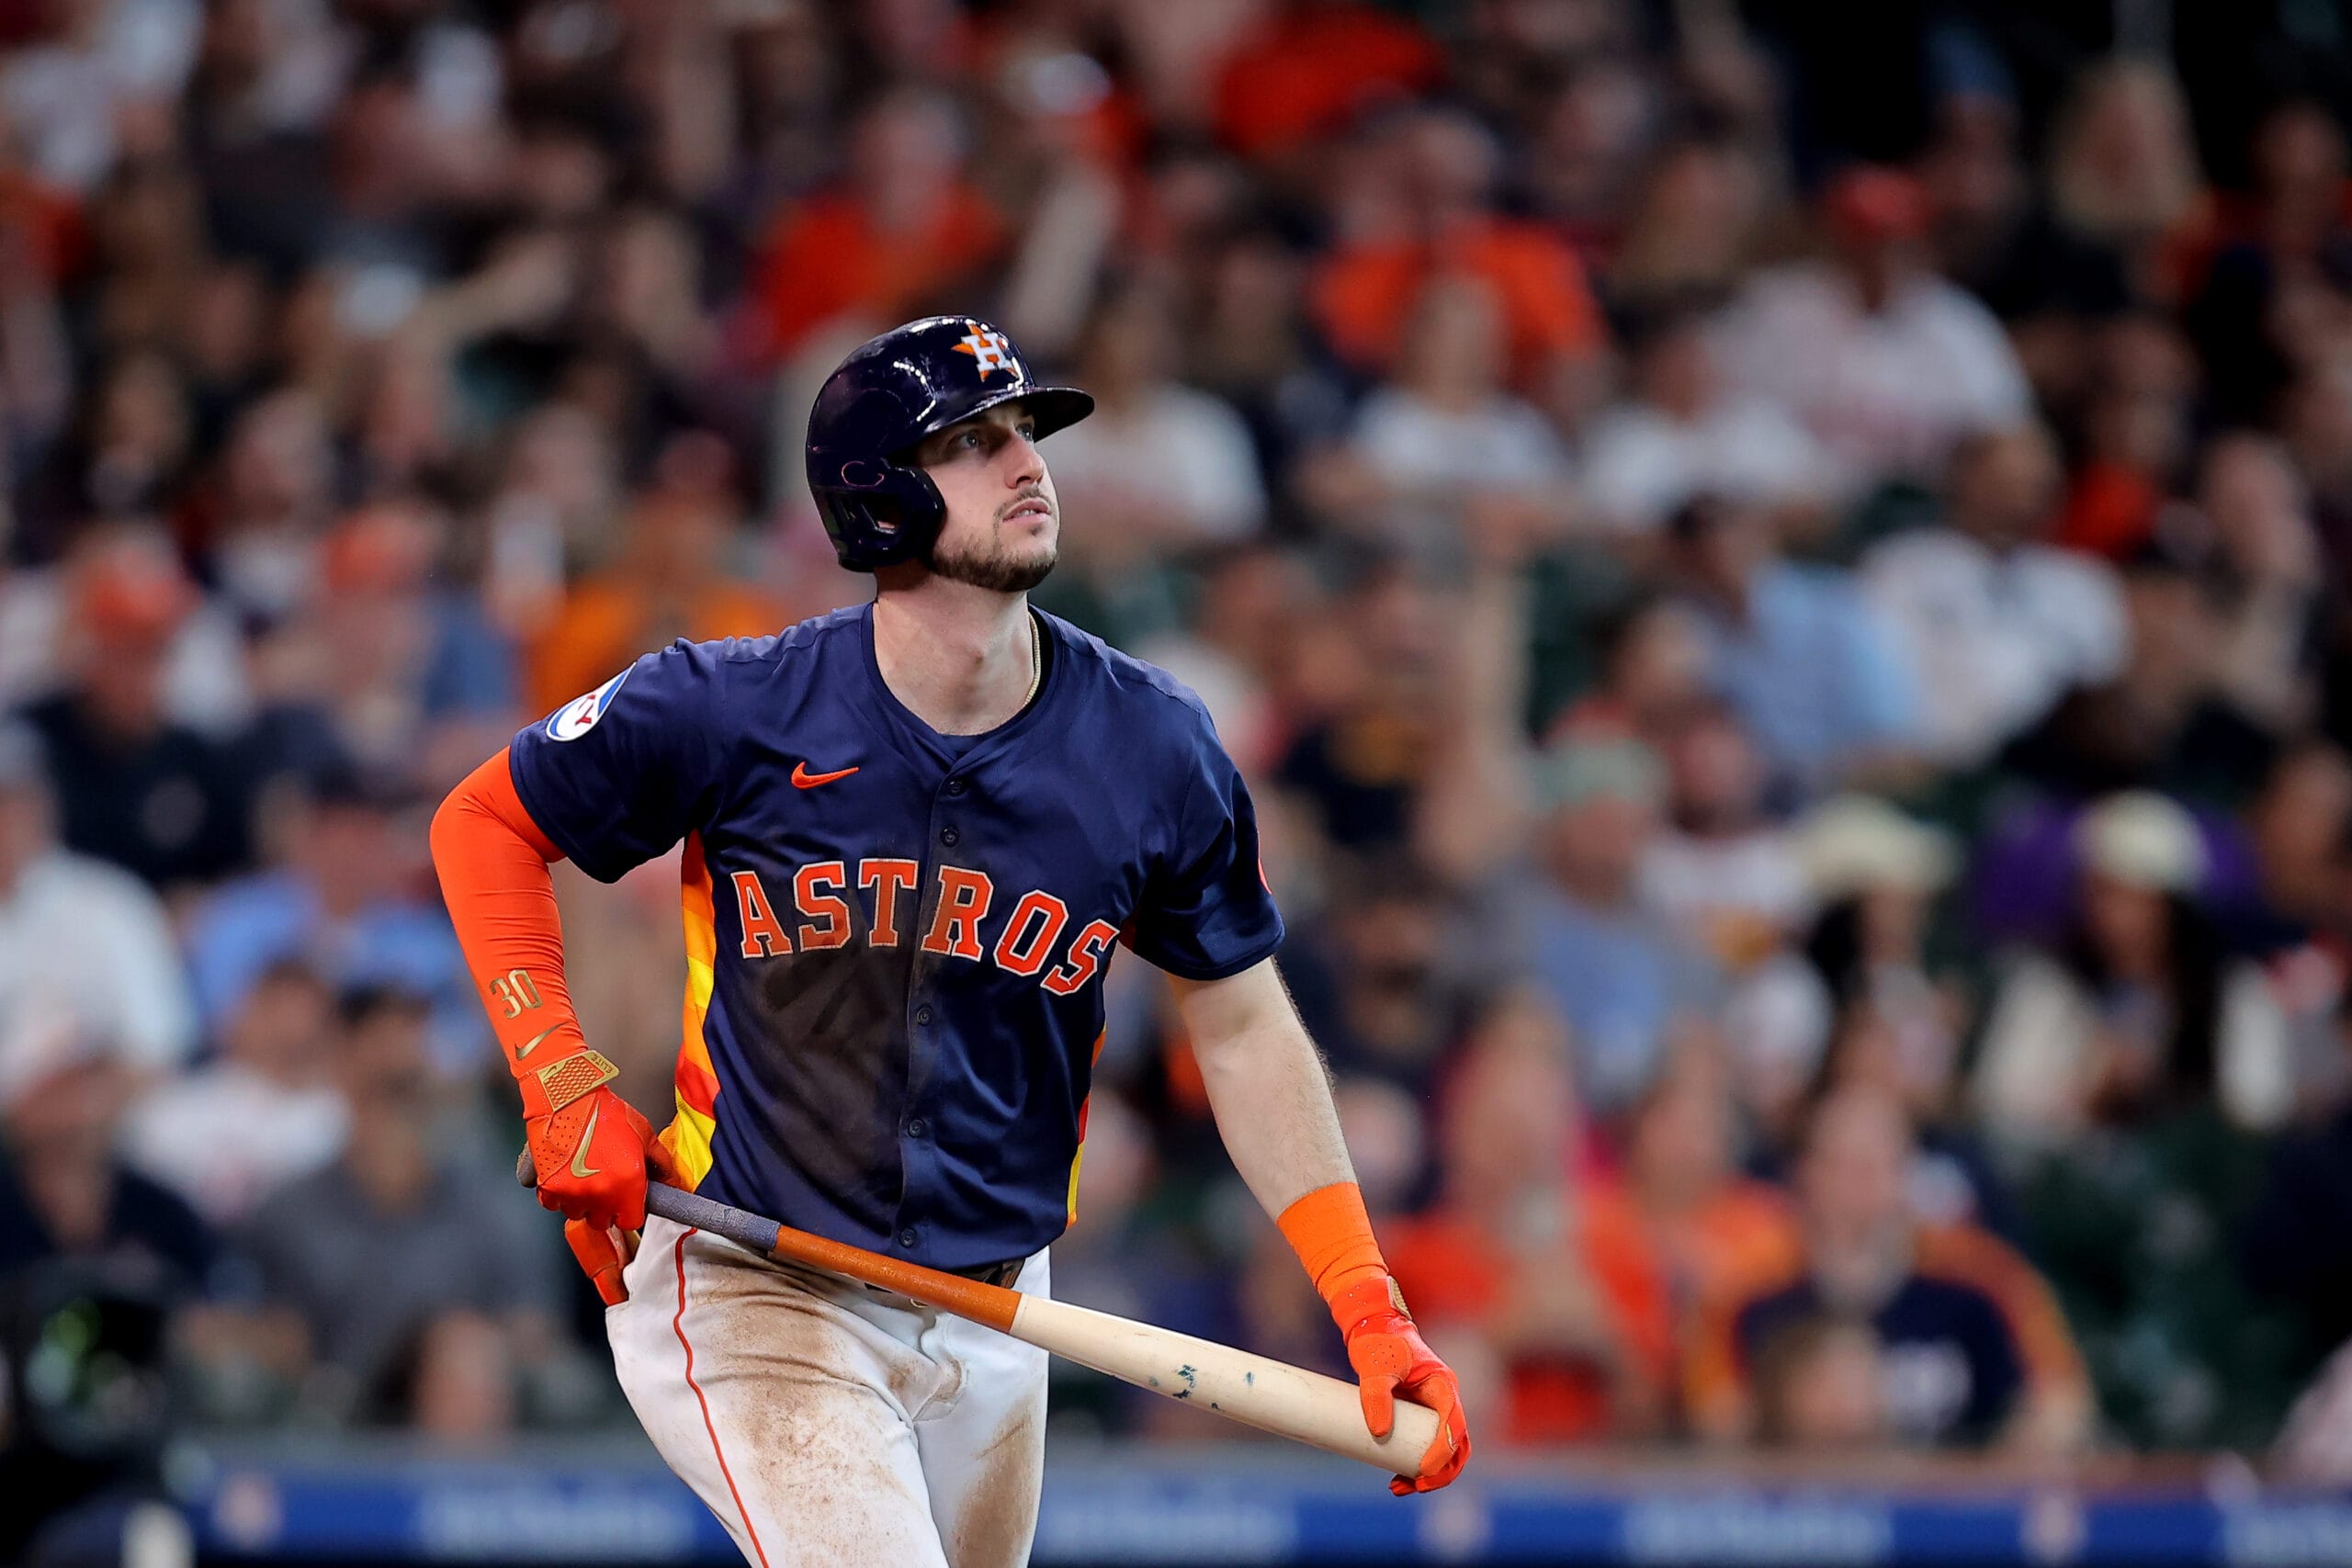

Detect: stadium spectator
1384,991,1676,1445
2000,540,2278,804
1579,301,1829,537
1185,226,1353,500
0,1024,220,1302
524,484,783,719
1709,166,2032,501
1749,1314,1889,1450
1921,83,2130,348
1340,275,1574,555
1663,496,1925,791
1605,133,1771,312
1281,859,1459,1091
752,88,1005,365
1273,558,1450,852
238,986,561,1428
181,765,479,1074
0,719,196,1089
20,530,254,889
1685,1084,2089,1450
1638,702,1808,973
1507,733,1718,1113
1210,0,1442,162
2187,433,2327,736
1728,795,1961,1144
2052,312,2202,561
2243,987,2352,1391
2044,60,2209,309
1544,592,1713,750
1973,792,2291,1144
1581,1053,1802,1343
1862,424,2129,767
119,959,346,1226
1311,107,1603,389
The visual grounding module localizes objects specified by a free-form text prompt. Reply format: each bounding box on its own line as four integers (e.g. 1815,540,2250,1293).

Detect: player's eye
1016,421,1036,441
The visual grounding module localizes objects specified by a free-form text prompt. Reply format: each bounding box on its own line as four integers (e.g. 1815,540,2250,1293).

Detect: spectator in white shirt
1709,166,2032,501
1863,423,2128,766
1022,278,1268,561
1639,701,1809,968
1581,300,1831,535
120,958,350,1226
0,720,196,1096
1344,275,1574,548
1973,792,2291,1145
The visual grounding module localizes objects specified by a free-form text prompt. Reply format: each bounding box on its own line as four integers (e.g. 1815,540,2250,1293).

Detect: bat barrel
1007,1297,1444,1478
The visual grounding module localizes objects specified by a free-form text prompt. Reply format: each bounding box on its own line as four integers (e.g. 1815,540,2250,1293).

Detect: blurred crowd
20,0,2352,1508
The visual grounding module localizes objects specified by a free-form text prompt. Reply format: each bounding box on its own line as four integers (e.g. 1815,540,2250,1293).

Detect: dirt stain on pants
609,1216,1050,1568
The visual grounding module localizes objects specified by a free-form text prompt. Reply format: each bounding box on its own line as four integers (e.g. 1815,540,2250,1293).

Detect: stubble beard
925,516,1058,593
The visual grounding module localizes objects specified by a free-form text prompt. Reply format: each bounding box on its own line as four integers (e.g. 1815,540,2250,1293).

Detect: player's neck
872,582,1036,737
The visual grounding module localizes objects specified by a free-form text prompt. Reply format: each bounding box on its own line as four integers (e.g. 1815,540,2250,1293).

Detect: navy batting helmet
805,316,1094,571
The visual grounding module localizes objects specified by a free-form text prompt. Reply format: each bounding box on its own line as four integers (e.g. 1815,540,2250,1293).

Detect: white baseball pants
608,1214,1050,1568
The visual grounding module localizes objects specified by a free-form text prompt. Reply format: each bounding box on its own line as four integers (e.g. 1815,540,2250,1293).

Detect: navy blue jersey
507,605,1283,1268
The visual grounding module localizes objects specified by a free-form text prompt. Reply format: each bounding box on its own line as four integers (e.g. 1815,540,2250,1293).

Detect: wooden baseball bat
518,1152,1443,1477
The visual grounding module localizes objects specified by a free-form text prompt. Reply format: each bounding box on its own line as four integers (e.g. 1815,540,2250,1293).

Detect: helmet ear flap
812,458,946,570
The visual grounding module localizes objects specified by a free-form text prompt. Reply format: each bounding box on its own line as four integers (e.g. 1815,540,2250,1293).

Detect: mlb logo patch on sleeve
548,669,631,740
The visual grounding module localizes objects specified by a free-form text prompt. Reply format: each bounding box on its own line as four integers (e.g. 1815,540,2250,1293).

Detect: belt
953,1257,1025,1291
868,1255,1024,1296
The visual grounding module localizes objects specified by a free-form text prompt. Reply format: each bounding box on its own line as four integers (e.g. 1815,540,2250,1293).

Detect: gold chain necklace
1021,615,1041,709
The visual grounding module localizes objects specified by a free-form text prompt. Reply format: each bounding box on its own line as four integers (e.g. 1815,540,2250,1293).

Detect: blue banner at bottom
170,1443,2352,1565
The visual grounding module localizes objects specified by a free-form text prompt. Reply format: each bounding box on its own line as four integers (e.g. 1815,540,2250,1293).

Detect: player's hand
521,1050,656,1232
523,1132,674,1307
563,1218,639,1306
1331,1275,1471,1495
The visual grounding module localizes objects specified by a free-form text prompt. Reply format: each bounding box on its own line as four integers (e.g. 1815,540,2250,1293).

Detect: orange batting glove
1331,1275,1472,1495
1279,1181,1471,1495
519,1048,656,1234
563,1219,635,1307
522,1125,675,1307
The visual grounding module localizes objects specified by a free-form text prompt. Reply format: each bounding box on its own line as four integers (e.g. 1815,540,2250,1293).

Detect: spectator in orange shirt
1582,1052,1803,1342
526,487,784,718
1212,0,1442,162
1312,107,1605,390
751,90,1007,365
1384,989,1676,1444
1684,1083,2091,1451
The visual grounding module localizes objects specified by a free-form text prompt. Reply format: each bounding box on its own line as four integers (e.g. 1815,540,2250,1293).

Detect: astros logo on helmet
954,321,1016,379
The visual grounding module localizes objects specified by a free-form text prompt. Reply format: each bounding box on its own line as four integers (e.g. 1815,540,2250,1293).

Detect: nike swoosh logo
571,1103,602,1179
514,1024,560,1060
792,761,860,789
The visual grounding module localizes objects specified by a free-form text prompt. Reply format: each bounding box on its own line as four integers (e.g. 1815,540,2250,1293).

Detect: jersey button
914,1005,933,1025
898,1228,919,1248
940,826,960,846
905,1118,928,1139
945,778,967,796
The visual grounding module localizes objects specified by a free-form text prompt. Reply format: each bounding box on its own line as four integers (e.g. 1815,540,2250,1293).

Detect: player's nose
1001,430,1045,487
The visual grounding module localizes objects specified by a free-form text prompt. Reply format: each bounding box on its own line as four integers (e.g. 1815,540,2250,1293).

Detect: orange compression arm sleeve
429,748,590,1077
1276,1180,1391,1306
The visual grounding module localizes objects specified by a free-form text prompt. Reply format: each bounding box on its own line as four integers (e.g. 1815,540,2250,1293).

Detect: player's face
912,403,1058,592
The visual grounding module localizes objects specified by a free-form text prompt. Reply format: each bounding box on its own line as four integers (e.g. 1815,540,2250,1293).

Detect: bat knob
515,1146,539,1189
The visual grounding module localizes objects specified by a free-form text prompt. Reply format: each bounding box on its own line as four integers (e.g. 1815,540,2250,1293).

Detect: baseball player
430,316,1469,1567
